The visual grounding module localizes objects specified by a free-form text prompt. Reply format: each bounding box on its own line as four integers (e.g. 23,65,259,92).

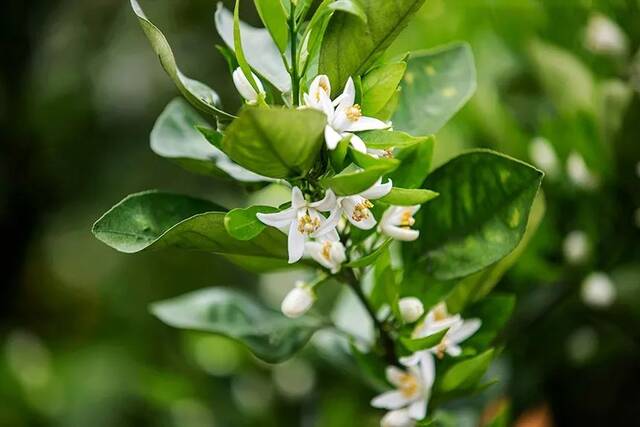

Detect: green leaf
328,0,368,23
151,287,324,363
216,4,291,93
379,188,439,206
463,295,516,350
409,150,543,280
151,99,265,182
445,194,545,313
359,130,429,149
345,239,392,268
130,0,234,120
254,0,289,53
234,0,261,94
438,349,494,392
321,164,389,196
330,136,351,171
221,106,326,178
319,0,426,96
349,147,400,171
92,191,287,260
362,62,406,117
224,205,278,241
388,136,435,189
394,43,477,135
400,328,448,353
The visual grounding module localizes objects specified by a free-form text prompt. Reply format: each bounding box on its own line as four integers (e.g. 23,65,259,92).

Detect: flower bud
232,67,264,103
381,409,415,427
581,272,616,308
398,297,424,323
563,230,589,265
529,137,558,177
585,14,628,56
281,282,315,319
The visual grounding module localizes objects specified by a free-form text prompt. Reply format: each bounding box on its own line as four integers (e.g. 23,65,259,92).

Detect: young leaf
349,147,400,171
362,61,407,117
408,150,543,280
130,0,234,120
221,106,326,178
151,287,324,363
438,349,495,392
359,130,429,149
216,4,291,93
394,43,477,135
92,191,288,260
345,239,392,268
388,136,435,189
254,0,289,53
400,328,448,353
319,0,427,96
379,188,439,206
321,164,389,196
224,205,279,241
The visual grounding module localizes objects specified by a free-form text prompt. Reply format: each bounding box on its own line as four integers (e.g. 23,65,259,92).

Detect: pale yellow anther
433,303,449,322
297,212,321,235
346,104,362,122
321,241,332,261
400,210,416,228
398,372,420,398
352,200,374,222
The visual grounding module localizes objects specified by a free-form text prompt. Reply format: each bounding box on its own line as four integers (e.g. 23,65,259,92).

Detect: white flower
566,151,598,190
257,187,338,263
585,14,628,56
305,239,346,273
581,272,616,308
401,303,481,367
529,137,558,177
317,179,392,235
381,409,416,427
563,230,590,265
232,67,265,104
399,297,425,323
379,205,421,241
281,281,315,318
371,362,434,421
304,75,389,152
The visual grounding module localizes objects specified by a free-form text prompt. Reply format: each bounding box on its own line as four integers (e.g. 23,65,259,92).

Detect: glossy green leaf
438,349,494,392
345,239,392,268
388,136,435,188
359,130,429,149
322,164,389,196
349,147,400,171
394,43,477,135
92,191,288,260
254,0,289,53
330,136,351,171
224,206,278,241
234,0,261,94
221,106,326,178
151,287,324,363
379,188,439,206
362,62,406,117
130,0,234,120
400,328,448,353
319,0,426,96
464,295,516,350
215,4,291,93
328,0,367,23
409,150,543,280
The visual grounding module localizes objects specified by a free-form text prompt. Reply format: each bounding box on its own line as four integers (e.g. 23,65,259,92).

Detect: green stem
342,269,398,366
289,2,300,106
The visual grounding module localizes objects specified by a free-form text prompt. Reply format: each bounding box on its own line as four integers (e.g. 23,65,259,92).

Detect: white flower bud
398,297,424,323
529,137,558,177
566,151,598,190
581,272,616,308
232,67,264,103
585,14,628,56
381,409,415,427
281,282,315,318
563,230,589,265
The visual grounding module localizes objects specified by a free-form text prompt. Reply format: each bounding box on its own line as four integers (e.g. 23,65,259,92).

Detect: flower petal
383,225,420,241
419,352,436,388
287,220,305,263
408,399,427,420
370,391,408,410
399,352,422,367
325,125,343,150
348,133,368,153
336,77,356,112
385,366,406,387
361,179,393,200
310,189,337,211
449,318,482,344
344,116,390,132
291,186,306,209
312,207,341,238
256,208,295,229
446,345,462,357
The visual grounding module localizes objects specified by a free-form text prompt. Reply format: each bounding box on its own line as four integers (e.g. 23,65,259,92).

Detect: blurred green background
1,0,639,426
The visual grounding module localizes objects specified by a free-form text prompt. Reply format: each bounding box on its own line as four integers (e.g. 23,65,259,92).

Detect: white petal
287,221,306,263
325,125,344,150
344,116,390,132
291,186,306,208
304,241,333,270
361,179,393,200
381,409,415,427
419,352,436,388
337,77,356,111
408,399,427,420
446,345,462,357
232,67,259,102
385,366,406,387
371,391,408,410
256,208,295,229
349,133,368,153
383,225,420,241
449,318,482,344
310,189,337,211
342,196,376,230
399,352,422,367
312,207,341,238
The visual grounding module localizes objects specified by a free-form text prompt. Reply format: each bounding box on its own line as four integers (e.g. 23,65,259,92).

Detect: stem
342,269,398,366
289,2,300,106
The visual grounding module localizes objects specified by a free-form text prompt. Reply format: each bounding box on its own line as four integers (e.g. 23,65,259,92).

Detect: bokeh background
1,0,639,426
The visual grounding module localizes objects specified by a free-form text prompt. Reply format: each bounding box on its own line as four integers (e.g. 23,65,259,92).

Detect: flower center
346,104,362,122
433,305,448,321
352,200,374,222
321,241,333,261
398,373,420,399
297,212,321,235
435,338,449,359
382,148,394,159
399,211,416,228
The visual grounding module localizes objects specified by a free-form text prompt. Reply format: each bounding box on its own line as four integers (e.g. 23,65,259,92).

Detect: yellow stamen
321,241,332,261
399,210,415,228
398,372,420,398
297,212,321,235
433,304,448,322
382,148,394,159
351,200,374,222
435,338,449,359
346,104,362,122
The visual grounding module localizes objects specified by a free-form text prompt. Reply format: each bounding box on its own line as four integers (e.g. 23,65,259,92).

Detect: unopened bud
398,297,424,323
581,272,616,308
281,282,315,318
232,67,264,103
381,409,415,427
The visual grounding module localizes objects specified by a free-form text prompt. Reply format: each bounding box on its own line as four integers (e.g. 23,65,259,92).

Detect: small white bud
232,67,264,103
581,272,616,308
529,137,559,177
563,230,590,265
398,297,424,323
281,282,315,319
566,151,598,190
381,409,415,427
585,14,628,56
